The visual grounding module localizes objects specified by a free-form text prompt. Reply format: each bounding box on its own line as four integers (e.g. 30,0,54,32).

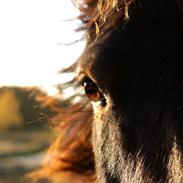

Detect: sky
0,0,85,94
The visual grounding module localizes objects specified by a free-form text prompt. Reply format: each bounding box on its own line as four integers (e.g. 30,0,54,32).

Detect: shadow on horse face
77,1,183,182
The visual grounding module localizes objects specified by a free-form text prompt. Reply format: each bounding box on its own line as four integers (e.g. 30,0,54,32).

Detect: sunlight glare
0,0,85,95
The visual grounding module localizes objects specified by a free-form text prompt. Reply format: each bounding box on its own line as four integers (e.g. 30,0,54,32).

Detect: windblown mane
29,0,183,182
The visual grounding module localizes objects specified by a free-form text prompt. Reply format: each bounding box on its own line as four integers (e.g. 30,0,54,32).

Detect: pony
32,0,183,183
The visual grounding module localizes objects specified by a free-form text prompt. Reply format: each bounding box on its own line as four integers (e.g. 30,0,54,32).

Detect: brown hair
29,0,183,182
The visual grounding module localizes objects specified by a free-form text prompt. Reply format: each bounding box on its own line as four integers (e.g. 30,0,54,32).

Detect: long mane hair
29,0,183,182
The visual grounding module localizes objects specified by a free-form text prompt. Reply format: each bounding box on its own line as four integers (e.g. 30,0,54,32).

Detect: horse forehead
79,31,130,77
78,43,122,83
78,28,143,77
78,26,144,76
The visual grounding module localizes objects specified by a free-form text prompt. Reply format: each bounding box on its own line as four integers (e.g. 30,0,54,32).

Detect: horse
32,0,183,183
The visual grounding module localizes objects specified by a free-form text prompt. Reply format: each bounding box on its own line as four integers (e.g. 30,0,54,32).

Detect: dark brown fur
33,0,183,183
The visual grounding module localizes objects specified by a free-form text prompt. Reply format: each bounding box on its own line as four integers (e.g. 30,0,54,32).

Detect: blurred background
0,1,85,182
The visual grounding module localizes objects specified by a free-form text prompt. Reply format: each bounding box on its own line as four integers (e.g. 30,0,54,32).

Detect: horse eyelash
75,76,94,89
75,76,106,100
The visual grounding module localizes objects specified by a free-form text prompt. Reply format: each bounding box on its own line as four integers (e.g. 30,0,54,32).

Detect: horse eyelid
75,76,92,88
76,76,106,96
76,76,107,106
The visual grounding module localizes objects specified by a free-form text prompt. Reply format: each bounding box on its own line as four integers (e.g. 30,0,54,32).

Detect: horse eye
83,81,102,102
